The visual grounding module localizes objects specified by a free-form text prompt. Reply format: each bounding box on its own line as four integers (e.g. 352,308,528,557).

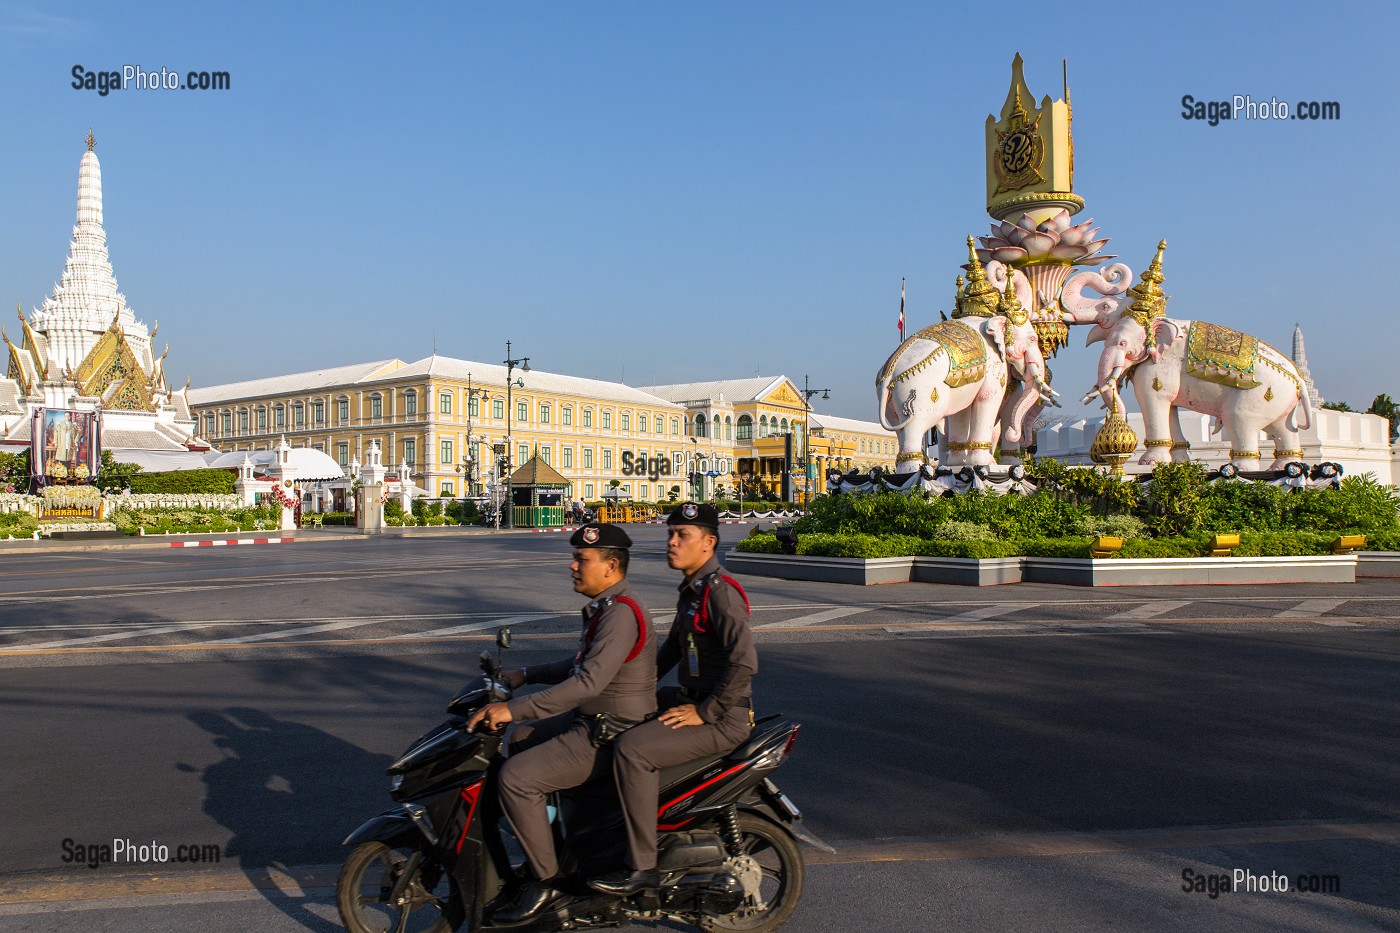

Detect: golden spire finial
1125,239,1168,328
1000,269,1028,325
16,302,22,322
954,236,1001,318
86,128,95,152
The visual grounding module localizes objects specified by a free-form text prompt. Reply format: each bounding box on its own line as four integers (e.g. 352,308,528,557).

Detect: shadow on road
185,706,393,931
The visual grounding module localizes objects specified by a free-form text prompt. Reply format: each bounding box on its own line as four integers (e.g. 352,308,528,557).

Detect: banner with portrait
30,408,101,484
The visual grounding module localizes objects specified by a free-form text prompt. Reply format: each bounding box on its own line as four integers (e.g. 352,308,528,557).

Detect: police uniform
496,524,657,887
610,504,757,874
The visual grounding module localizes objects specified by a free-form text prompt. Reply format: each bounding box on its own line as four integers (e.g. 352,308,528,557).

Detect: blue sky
0,2,1393,421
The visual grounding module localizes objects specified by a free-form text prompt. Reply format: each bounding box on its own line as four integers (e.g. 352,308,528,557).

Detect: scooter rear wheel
701,813,804,933
337,841,464,933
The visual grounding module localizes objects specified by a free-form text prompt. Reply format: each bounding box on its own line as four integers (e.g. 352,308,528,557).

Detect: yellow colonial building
188,358,896,505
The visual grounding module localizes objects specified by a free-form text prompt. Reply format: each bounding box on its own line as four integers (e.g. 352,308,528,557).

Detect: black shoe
491,879,565,924
587,867,661,896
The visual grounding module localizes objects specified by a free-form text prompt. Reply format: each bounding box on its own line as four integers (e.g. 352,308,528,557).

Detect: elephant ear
1149,318,1182,360
985,317,1008,360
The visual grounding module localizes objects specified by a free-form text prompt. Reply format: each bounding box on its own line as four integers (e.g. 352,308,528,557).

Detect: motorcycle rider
590,502,757,897
466,522,657,924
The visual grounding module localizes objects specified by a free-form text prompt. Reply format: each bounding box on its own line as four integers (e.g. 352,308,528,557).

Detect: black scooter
337,629,830,932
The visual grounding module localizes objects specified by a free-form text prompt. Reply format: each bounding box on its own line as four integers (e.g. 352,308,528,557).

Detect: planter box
725,552,914,585
1023,555,1356,586
911,556,1023,586
1357,552,1400,578
729,550,1358,587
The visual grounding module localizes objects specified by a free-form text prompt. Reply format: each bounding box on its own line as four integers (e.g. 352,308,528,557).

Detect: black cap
570,522,632,549
666,501,719,530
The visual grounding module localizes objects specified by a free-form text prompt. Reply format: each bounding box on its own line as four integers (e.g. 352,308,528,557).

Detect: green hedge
110,504,280,535
128,469,236,495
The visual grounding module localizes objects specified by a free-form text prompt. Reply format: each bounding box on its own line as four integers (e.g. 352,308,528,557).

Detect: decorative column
397,458,413,513
267,436,298,530
234,454,257,506
359,440,387,535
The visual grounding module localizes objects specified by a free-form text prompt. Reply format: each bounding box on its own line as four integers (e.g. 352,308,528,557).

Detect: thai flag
897,278,906,341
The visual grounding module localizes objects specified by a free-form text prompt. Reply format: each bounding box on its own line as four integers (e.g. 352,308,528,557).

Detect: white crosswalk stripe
763,607,872,629
398,613,566,638
1106,600,1192,620
1274,598,1348,619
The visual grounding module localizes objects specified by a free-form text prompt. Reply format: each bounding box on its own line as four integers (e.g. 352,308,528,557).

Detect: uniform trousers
611,705,753,871
499,713,654,882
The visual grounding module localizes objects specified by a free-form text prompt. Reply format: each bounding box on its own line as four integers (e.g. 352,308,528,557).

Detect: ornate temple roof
1291,324,1324,408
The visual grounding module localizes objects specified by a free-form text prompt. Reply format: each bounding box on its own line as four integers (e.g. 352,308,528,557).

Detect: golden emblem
993,86,1045,193
1264,387,1274,401
1152,376,1162,392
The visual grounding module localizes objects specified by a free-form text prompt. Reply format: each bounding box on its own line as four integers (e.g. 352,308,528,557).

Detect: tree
94,449,144,492
0,450,29,492
1321,400,1353,412
1367,393,1400,438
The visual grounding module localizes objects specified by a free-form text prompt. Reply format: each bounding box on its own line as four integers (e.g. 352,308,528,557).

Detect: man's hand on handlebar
466,701,513,733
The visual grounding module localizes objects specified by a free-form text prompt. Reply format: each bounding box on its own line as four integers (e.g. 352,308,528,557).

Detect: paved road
1,528,1397,931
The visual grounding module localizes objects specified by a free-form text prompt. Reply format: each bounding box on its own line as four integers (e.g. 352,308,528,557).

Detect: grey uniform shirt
506,579,658,722
656,556,757,724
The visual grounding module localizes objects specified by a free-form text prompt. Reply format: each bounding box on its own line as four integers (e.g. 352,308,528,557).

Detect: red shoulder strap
696,573,749,633
613,595,649,663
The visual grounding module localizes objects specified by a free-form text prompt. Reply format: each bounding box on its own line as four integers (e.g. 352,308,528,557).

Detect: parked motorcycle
337,629,828,932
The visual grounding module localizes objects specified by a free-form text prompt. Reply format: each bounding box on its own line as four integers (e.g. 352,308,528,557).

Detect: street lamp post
503,341,530,529
458,373,489,497
801,375,831,508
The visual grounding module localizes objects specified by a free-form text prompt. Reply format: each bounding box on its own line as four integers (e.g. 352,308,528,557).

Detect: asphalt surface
0,527,1397,931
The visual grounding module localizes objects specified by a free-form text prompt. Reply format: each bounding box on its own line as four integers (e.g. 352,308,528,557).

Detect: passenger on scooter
465,522,657,924
589,502,757,897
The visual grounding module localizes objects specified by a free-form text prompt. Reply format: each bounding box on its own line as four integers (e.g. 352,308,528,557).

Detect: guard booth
509,456,570,528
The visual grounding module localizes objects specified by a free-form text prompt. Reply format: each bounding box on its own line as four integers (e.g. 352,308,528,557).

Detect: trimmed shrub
1080,514,1147,539
930,521,996,542
129,469,236,495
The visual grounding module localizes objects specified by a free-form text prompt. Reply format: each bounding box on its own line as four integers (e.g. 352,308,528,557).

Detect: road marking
885,622,1154,638
1106,600,1192,620
399,613,565,638
3,621,250,651
1317,620,1363,627
936,604,1035,624
763,607,872,628
1274,598,1349,618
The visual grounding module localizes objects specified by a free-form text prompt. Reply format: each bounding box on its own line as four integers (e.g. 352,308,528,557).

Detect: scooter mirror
496,627,512,650
478,650,496,675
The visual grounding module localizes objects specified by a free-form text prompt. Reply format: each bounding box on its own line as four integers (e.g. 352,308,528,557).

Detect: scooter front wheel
337,841,464,933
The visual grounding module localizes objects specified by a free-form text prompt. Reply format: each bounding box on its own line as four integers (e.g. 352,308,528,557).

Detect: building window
370,395,383,419
759,416,768,437
562,447,573,468
517,400,528,422
405,391,417,416
639,485,649,500
583,448,594,469
338,398,349,423
602,449,613,470
695,414,707,437
439,392,451,415
468,395,479,418
204,414,213,435
672,418,680,436
313,401,324,426
621,413,630,432
257,408,267,431
583,409,593,428
540,404,551,425
404,439,416,465
221,412,231,433
738,415,753,440
541,447,551,465
441,439,453,464
639,414,648,434
562,407,572,426
602,411,612,430
518,443,529,466
239,410,249,432
781,418,789,432
337,442,348,467
673,452,684,474
493,398,504,419
725,416,732,440
293,403,305,427
441,481,454,497
585,482,595,499
275,405,286,429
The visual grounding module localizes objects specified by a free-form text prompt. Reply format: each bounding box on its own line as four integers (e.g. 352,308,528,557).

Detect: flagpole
898,277,906,342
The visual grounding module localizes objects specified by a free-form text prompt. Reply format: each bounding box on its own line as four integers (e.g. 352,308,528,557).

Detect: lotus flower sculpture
970,208,1119,358
974,208,1115,268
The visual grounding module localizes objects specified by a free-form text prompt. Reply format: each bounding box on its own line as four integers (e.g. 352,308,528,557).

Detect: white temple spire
1292,323,1324,408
